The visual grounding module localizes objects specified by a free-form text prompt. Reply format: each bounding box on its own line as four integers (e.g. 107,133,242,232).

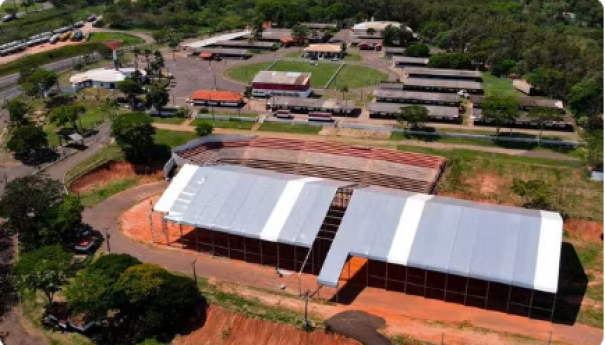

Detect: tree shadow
15,148,60,166
553,242,589,325
0,235,16,320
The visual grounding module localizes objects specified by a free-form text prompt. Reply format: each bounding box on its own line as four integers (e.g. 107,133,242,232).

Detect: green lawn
79,178,140,207
258,121,321,134
269,61,340,88
343,53,362,61
153,129,199,147
87,32,145,45
191,118,255,130
43,106,108,147
283,51,303,58
481,73,524,98
151,116,187,125
225,62,272,84
330,64,388,89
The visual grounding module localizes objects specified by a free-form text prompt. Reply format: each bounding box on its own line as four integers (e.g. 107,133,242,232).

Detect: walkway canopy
318,187,563,294
154,164,350,248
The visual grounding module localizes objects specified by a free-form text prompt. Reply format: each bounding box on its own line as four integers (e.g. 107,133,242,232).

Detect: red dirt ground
70,161,164,194
564,219,603,242
172,305,360,345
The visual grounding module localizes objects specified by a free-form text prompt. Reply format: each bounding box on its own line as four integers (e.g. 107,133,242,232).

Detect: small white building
69,67,146,91
351,21,415,38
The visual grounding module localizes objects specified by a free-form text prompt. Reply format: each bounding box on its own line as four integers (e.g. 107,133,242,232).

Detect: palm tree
339,84,349,116
143,49,152,70
154,51,164,80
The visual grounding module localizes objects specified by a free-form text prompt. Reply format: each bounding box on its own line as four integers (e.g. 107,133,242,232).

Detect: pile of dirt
325,310,390,345
70,161,164,194
173,305,360,345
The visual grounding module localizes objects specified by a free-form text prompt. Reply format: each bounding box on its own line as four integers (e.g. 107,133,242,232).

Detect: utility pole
104,227,111,252
302,290,311,330
191,259,198,285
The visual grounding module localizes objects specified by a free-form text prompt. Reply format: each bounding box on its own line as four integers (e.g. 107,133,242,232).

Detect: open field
192,118,255,130
151,116,188,125
269,60,340,88
329,64,388,89
225,62,272,84
153,128,199,148
258,121,322,134
87,31,145,45
481,73,524,98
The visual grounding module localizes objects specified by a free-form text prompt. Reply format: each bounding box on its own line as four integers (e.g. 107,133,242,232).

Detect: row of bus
274,110,334,122
0,22,86,57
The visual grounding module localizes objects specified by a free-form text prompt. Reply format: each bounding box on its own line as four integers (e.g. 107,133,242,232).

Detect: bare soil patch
70,161,163,194
172,305,360,345
565,219,603,243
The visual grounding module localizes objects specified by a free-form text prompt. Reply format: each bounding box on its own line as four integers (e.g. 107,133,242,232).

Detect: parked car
73,21,85,28
1,13,16,23
87,14,97,22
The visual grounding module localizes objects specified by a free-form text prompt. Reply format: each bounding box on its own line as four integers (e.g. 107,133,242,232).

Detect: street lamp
104,227,111,252
191,259,198,285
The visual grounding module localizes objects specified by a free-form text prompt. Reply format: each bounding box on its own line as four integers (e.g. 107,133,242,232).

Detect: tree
42,195,84,249
525,68,572,101
481,96,520,137
580,129,603,171
428,53,473,69
154,51,165,79
404,44,430,57
6,99,30,128
12,246,73,305
66,254,141,320
0,176,69,251
291,24,309,45
133,48,141,70
195,122,213,137
527,106,562,143
567,77,603,120
398,105,430,129
116,264,200,343
118,79,144,108
6,125,49,162
111,112,156,162
511,178,552,209
49,104,86,133
146,85,169,111
19,69,58,99
491,59,516,77
366,27,376,37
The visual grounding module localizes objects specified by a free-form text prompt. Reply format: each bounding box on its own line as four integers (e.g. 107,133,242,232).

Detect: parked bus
308,112,333,122
274,110,293,119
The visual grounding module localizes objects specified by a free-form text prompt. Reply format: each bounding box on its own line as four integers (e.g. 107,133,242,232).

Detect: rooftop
184,30,251,48
270,96,355,111
470,95,564,109
392,56,429,64
304,44,342,53
317,187,563,293
69,67,146,84
373,90,460,103
404,78,484,91
404,67,482,78
252,71,312,86
190,90,242,102
199,48,251,56
367,103,461,118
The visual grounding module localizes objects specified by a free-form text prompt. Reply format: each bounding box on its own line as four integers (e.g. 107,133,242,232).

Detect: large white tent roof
318,187,563,293
155,164,350,248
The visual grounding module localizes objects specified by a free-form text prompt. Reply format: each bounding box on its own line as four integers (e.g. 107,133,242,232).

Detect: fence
264,117,336,128
338,122,581,147
195,114,257,122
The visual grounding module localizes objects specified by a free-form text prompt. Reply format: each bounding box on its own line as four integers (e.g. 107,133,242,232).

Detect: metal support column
528,289,535,317
211,231,215,256
506,285,512,313
385,263,389,290
259,239,263,265
463,277,470,305
298,247,313,296
423,270,428,297
243,237,247,261
443,274,449,301
550,294,557,322
227,234,231,259
277,244,280,269
195,227,200,252
485,281,491,309
404,266,408,294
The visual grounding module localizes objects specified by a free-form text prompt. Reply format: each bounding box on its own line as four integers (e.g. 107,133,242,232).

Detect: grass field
150,116,187,125
153,129,199,147
481,73,524,98
258,121,322,134
79,178,140,207
87,32,145,45
43,105,108,147
390,132,583,159
269,60,340,88
191,118,255,130
225,62,272,84
329,64,388,89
